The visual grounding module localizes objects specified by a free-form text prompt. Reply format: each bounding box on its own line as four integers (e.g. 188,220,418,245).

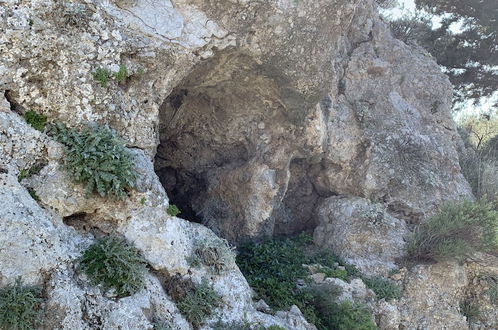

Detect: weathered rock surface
397,262,469,329
154,0,471,244
0,0,490,328
314,196,408,276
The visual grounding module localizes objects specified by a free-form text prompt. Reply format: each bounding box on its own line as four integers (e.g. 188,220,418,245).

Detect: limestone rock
0,172,85,286
397,262,469,329
314,196,408,276
0,0,486,328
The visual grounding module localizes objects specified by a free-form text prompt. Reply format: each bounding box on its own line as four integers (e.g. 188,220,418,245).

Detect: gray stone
314,196,408,276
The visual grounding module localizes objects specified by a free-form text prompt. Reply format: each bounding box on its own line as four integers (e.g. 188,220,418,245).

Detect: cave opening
153,51,330,243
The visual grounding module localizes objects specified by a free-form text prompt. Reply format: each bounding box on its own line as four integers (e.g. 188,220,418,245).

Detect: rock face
154,0,471,243
314,196,408,276
0,0,488,329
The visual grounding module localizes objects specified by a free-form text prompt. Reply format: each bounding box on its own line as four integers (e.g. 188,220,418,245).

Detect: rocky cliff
1,0,496,329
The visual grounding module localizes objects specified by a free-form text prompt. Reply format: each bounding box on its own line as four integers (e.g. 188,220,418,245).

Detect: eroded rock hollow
154,1,471,245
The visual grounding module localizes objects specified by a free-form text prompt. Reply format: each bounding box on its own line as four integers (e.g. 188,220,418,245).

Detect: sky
382,0,416,19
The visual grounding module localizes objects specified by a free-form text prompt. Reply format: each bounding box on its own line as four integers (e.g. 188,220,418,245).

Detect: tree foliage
391,0,498,107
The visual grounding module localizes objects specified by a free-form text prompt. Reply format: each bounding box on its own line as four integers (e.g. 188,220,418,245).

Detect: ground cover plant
24,110,47,132
361,276,401,301
0,278,43,330
236,234,377,329
78,236,147,297
166,204,181,216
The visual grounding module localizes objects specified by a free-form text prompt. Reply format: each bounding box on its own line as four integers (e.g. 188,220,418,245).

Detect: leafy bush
188,238,235,274
79,236,147,297
49,123,136,198
362,277,401,301
24,110,47,132
267,326,286,330
0,278,43,330
176,279,222,329
92,68,111,87
167,204,181,217
406,200,498,262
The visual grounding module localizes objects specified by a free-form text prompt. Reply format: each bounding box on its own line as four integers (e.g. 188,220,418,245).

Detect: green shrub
79,236,147,297
267,326,286,330
460,299,480,322
113,65,128,83
24,110,47,132
177,279,222,329
324,301,376,330
49,123,136,198
188,238,235,274
0,278,43,330
167,204,181,217
362,277,401,301
406,200,498,262
92,68,111,87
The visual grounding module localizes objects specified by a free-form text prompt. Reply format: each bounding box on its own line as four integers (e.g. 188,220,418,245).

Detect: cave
154,51,329,244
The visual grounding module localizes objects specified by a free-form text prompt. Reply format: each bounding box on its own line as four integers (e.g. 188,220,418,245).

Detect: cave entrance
153,51,327,243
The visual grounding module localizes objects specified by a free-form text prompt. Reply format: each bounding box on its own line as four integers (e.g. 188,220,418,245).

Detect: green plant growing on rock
167,204,181,216
236,235,311,311
24,110,47,132
176,279,222,329
78,236,147,298
49,123,136,198
324,301,376,330
0,278,43,330
406,200,498,262
460,299,480,322
18,164,42,182
188,238,235,274
236,234,372,329
92,68,111,87
304,284,375,330
361,276,401,301
113,64,128,83
27,188,40,202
